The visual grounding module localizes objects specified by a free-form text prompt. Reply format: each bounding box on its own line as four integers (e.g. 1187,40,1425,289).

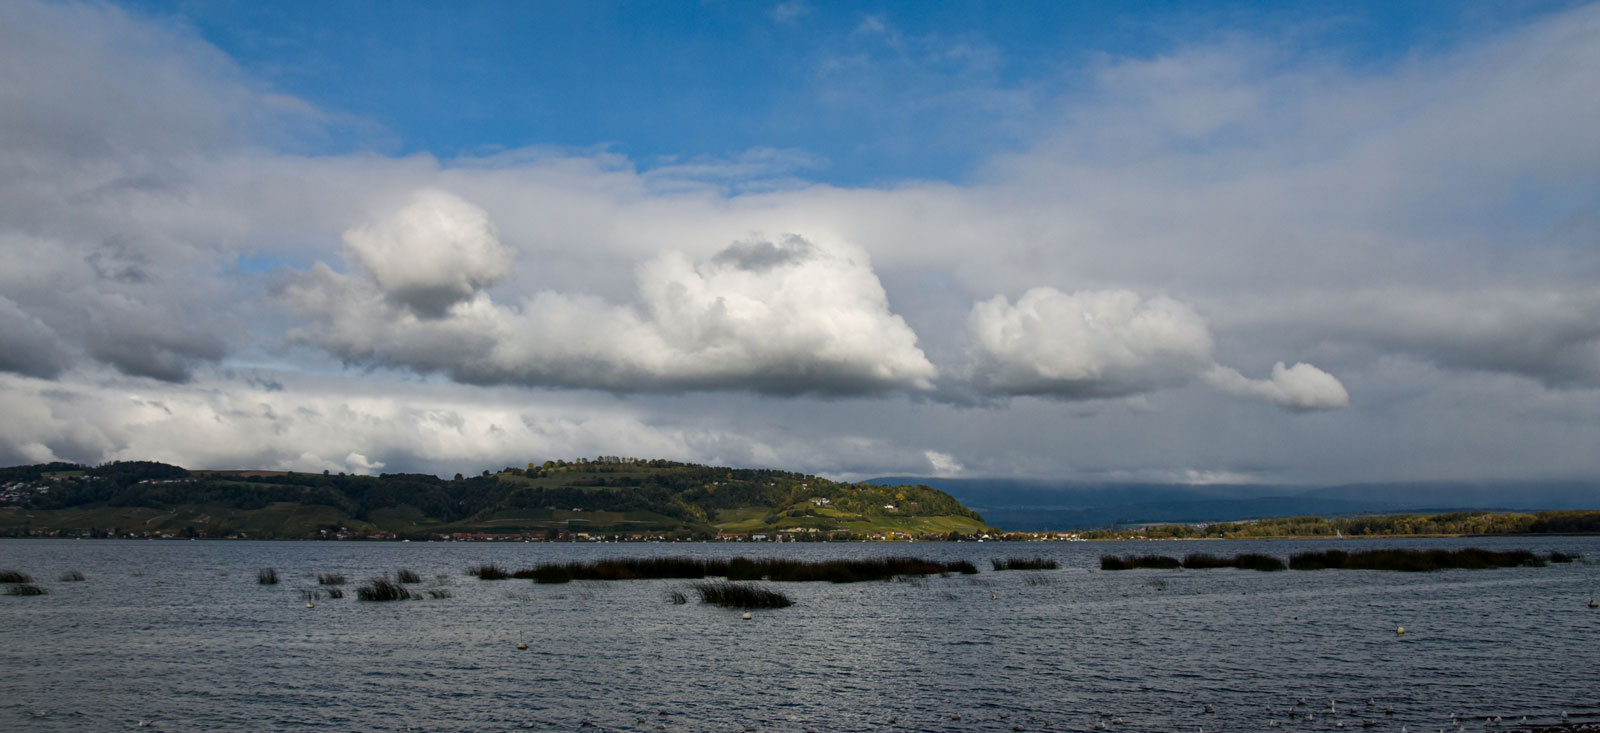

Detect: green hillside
0,458,991,540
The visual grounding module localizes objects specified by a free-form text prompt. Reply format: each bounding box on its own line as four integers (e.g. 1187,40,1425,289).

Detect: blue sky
121,0,1580,184
2,0,1598,482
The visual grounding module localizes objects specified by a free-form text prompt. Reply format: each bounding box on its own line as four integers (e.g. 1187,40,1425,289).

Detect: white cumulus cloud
1203,362,1350,412
967,287,1215,398
967,286,1347,411
342,188,514,317
287,218,937,395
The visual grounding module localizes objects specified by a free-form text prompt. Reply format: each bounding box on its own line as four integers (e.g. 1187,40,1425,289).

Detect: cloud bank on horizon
0,0,1596,485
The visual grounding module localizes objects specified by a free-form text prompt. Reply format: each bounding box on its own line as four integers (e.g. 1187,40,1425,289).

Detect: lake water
2,536,1597,731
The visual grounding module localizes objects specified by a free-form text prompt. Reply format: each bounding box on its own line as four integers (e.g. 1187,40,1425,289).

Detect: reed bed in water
991,557,1059,571
0,570,34,583
467,564,510,580
1100,555,1182,570
1178,553,1288,571
1288,548,1546,572
355,576,413,601
689,581,793,609
498,556,978,584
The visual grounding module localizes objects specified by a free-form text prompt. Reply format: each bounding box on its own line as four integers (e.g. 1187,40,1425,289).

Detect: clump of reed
1232,553,1288,572
325,587,344,599
1289,547,1547,572
426,589,453,599
1177,553,1287,571
394,568,422,584
58,570,86,582
1180,553,1235,569
1023,575,1051,586
355,576,414,601
991,557,1059,571
0,570,34,583
1548,551,1578,563
521,565,573,584
1100,554,1181,570
468,563,511,580
257,568,279,585
689,581,793,609
725,557,978,583
316,573,346,585
299,588,321,602
7,584,47,596
501,556,977,584
668,590,687,605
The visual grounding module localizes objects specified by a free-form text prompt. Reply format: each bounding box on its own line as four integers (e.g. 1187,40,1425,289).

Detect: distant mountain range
866,477,1600,531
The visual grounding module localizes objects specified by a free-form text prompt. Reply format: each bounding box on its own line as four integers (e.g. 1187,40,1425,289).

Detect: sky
1,0,1597,486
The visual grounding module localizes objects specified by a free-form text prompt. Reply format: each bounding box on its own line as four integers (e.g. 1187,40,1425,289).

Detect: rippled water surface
3,537,1598,731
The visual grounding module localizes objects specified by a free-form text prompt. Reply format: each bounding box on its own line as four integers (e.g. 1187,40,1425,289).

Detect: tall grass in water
0,570,34,583
1232,553,1288,571
520,565,573,584
316,573,346,585
58,570,86,582
7,584,47,596
1178,553,1288,571
690,581,793,609
257,568,279,585
1180,554,1235,569
394,568,422,584
325,587,345,599
356,576,414,601
992,557,1059,571
1289,548,1546,572
1548,551,1578,563
727,557,977,583
426,589,453,599
504,557,976,584
468,564,510,580
1100,555,1181,570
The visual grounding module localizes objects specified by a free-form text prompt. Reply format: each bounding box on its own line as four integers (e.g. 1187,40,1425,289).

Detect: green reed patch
394,568,422,584
58,570,86,582
316,573,346,585
257,568,279,585
7,584,47,596
0,570,34,583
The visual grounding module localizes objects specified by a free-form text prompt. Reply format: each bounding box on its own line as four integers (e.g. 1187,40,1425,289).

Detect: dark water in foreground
2,536,1598,732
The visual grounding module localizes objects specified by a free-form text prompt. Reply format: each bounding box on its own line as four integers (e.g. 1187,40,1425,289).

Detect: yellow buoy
1395,626,1405,635
516,642,528,650
741,612,752,620
305,602,314,608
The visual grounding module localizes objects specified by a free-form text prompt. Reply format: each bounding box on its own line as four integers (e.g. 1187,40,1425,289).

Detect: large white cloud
342,188,514,317
966,286,1348,411
967,288,1215,398
286,214,937,395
